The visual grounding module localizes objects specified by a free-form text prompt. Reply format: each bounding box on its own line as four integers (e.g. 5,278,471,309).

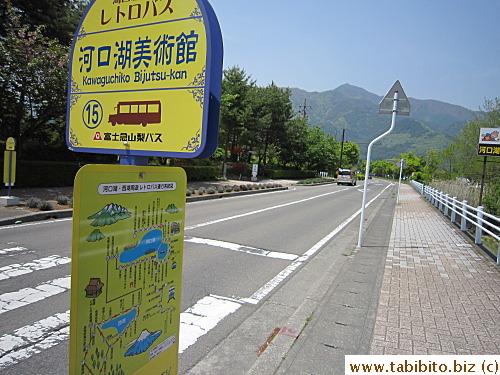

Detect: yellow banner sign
70,164,186,375
67,0,222,158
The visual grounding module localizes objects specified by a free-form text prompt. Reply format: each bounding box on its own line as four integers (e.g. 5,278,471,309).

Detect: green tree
252,83,294,173
305,126,338,172
424,149,440,179
446,98,500,182
219,67,255,163
340,142,360,169
371,159,396,177
277,117,310,168
0,0,88,45
400,152,425,177
0,7,69,158
439,144,458,180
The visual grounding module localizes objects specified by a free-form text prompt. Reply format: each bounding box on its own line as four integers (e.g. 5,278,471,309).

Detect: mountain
290,84,478,160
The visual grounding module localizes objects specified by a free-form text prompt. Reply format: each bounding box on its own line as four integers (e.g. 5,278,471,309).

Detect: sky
207,0,500,110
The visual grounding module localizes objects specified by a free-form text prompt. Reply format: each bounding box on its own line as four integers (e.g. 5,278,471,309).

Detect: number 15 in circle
82,100,103,129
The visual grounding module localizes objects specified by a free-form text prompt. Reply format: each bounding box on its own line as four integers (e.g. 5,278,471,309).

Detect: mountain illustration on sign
86,229,105,242
124,329,162,357
88,203,131,227
166,204,180,214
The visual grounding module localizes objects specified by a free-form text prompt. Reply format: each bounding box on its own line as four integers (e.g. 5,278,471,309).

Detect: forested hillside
290,84,478,159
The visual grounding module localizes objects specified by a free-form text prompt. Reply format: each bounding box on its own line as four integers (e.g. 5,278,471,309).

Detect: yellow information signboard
6,137,15,151
70,164,186,375
66,0,222,158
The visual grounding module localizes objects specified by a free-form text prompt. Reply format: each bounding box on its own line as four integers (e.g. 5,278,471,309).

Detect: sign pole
478,156,487,206
397,158,404,204
358,91,399,247
7,150,13,197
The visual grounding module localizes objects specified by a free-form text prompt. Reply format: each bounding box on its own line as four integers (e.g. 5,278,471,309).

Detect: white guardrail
411,180,500,265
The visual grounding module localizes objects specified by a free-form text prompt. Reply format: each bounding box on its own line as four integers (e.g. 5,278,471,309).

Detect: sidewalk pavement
184,184,499,375
370,185,499,356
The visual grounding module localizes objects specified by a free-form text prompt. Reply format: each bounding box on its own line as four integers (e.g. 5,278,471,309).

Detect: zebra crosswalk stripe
0,311,70,368
0,276,71,315
0,255,71,281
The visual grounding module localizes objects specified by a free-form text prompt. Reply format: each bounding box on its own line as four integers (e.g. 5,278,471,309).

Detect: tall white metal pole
397,158,404,204
357,91,399,247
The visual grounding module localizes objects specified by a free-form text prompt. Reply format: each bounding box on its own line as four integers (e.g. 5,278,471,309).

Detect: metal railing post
461,200,468,232
497,241,500,265
444,194,450,217
475,206,484,245
451,197,457,223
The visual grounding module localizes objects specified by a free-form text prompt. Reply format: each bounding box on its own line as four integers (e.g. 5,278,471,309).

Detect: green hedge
181,166,219,181
267,169,316,179
1,160,314,187
1,160,82,187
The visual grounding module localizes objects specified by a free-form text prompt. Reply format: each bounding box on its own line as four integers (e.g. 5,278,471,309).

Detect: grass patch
483,235,499,256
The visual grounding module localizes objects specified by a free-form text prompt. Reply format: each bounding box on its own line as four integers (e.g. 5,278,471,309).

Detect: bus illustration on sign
108,100,162,127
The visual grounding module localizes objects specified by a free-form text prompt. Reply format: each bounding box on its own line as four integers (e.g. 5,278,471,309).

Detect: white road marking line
0,255,71,281
184,237,299,261
244,183,394,304
179,295,243,353
0,294,242,367
0,218,72,231
0,276,71,315
0,311,70,369
0,247,29,255
185,188,349,230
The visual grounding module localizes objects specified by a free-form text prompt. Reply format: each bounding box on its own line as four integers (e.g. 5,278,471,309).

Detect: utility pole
299,99,311,120
339,129,345,169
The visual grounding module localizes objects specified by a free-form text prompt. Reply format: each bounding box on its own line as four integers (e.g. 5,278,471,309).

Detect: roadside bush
55,195,71,205
39,201,54,211
27,197,41,208
413,172,431,184
207,187,216,194
483,182,500,216
230,163,250,177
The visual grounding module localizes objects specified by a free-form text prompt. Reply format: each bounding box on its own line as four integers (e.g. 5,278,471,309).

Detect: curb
0,209,73,226
0,187,289,226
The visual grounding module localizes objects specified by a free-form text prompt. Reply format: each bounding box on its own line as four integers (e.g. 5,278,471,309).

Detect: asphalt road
0,179,392,374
